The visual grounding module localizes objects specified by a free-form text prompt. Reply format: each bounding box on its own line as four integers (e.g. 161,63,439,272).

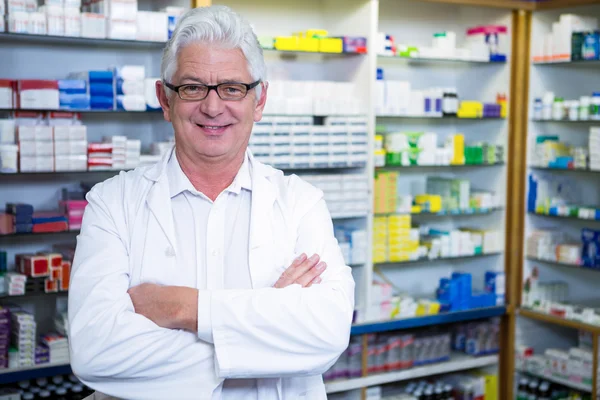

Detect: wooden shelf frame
412,0,600,11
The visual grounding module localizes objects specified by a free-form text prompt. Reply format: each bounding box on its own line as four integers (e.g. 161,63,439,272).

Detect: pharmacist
67,5,355,400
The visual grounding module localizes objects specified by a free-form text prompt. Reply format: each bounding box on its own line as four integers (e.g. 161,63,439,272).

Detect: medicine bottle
533,98,542,120
54,387,68,400
580,96,591,120
38,390,51,399
569,101,580,121
22,393,34,400
552,97,565,120
592,92,600,120
542,92,554,120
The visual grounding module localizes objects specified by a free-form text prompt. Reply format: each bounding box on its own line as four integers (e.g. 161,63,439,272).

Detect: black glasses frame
163,80,261,101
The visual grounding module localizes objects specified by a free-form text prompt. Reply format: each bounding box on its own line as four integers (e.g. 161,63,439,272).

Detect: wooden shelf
414,0,600,10
518,308,600,333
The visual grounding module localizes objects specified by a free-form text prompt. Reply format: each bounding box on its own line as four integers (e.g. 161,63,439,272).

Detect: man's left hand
128,283,198,332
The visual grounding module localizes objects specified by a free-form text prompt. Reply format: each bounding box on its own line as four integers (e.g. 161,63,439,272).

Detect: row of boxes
301,173,369,218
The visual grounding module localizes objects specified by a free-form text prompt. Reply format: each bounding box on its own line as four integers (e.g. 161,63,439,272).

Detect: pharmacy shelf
376,207,504,218
376,115,505,120
533,59,600,67
0,363,71,385
0,33,365,57
325,353,499,394
525,257,588,271
0,230,79,240
0,32,166,48
377,55,506,65
532,119,600,124
530,166,600,174
0,291,68,301
351,306,506,335
518,308,600,334
518,369,592,393
528,211,600,223
0,164,366,180
0,108,163,114
375,252,502,268
377,163,505,171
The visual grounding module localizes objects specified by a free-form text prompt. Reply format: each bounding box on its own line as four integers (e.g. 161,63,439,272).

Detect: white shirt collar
167,149,252,199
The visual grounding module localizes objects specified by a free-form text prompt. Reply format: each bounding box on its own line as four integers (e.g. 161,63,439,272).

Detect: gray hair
160,5,267,99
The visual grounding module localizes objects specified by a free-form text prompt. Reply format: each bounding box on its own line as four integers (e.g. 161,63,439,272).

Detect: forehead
175,43,251,81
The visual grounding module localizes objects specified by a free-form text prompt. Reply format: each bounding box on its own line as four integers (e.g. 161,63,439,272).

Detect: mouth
196,123,232,135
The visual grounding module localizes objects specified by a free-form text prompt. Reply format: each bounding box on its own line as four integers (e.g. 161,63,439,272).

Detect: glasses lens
179,85,208,100
217,83,248,100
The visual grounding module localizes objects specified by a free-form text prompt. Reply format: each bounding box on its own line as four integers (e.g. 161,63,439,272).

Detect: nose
199,89,225,118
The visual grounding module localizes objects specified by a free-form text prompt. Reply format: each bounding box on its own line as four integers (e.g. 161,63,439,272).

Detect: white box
80,13,106,39
64,7,81,37
136,11,167,42
107,19,136,40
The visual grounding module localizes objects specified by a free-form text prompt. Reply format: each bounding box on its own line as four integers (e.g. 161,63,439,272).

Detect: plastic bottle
55,387,68,400
552,97,565,120
537,381,551,400
542,92,554,120
569,101,580,121
580,96,591,120
38,390,51,399
516,378,529,400
533,98,543,120
592,92,600,120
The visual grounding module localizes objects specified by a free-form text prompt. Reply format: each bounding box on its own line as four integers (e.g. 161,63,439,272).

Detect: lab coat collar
143,146,279,263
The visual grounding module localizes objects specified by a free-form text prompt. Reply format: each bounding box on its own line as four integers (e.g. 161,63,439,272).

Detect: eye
223,85,243,94
183,85,202,93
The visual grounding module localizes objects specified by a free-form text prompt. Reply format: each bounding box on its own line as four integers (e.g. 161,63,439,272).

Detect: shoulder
88,165,151,200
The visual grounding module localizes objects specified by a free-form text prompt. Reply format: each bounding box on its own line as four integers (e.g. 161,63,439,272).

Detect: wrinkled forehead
174,43,252,82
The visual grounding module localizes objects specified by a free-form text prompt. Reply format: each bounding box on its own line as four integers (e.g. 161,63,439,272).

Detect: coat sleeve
209,182,356,379
68,180,218,399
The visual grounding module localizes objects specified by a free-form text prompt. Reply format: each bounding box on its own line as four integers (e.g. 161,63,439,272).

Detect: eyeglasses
163,80,261,101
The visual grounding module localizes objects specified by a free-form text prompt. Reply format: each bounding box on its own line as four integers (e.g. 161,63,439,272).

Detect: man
68,5,355,400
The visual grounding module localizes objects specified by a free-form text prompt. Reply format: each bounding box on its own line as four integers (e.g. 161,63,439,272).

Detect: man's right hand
274,253,326,289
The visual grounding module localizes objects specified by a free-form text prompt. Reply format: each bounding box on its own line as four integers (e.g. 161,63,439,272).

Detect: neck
175,147,245,201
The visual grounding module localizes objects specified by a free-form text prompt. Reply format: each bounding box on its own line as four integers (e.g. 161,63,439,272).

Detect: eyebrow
179,76,247,84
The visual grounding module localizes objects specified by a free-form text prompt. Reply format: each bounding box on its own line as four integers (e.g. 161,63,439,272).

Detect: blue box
90,83,114,97
90,96,114,110
581,228,600,268
485,271,505,306
58,79,87,93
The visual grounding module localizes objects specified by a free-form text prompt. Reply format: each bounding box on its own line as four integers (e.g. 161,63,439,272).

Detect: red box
45,279,58,293
14,253,30,274
60,261,70,291
50,265,62,281
23,255,50,277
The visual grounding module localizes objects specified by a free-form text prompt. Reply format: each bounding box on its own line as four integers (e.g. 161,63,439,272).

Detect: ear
253,81,268,122
155,80,172,123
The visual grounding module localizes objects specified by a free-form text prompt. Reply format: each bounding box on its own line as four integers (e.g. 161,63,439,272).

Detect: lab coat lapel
143,149,178,253
248,158,277,288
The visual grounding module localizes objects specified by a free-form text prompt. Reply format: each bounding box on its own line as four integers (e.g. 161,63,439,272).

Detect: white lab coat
68,149,355,400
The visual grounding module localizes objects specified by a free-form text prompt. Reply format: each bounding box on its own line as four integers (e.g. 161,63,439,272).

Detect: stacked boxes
41,333,69,364
87,142,112,170
0,307,10,369
6,203,34,234
11,311,36,367
5,272,26,296
69,70,114,110
59,200,87,230
374,171,397,214
58,80,89,110
103,0,137,40
35,344,50,365
115,66,145,111
388,215,418,262
15,252,70,293
301,173,369,218
334,226,368,265
17,80,59,110
17,123,54,172
52,113,88,172
249,116,368,168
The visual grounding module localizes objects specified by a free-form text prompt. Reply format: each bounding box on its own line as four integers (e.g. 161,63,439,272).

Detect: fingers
304,273,323,288
296,261,327,287
274,253,323,288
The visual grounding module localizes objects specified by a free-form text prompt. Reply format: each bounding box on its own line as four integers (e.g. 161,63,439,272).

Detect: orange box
60,261,70,291
45,278,58,293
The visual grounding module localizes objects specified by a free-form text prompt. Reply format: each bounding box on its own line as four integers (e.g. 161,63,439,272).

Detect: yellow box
415,194,442,213
274,36,299,51
450,134,465,165
388,254,410,262
319,38,343,53
298,37,320,52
